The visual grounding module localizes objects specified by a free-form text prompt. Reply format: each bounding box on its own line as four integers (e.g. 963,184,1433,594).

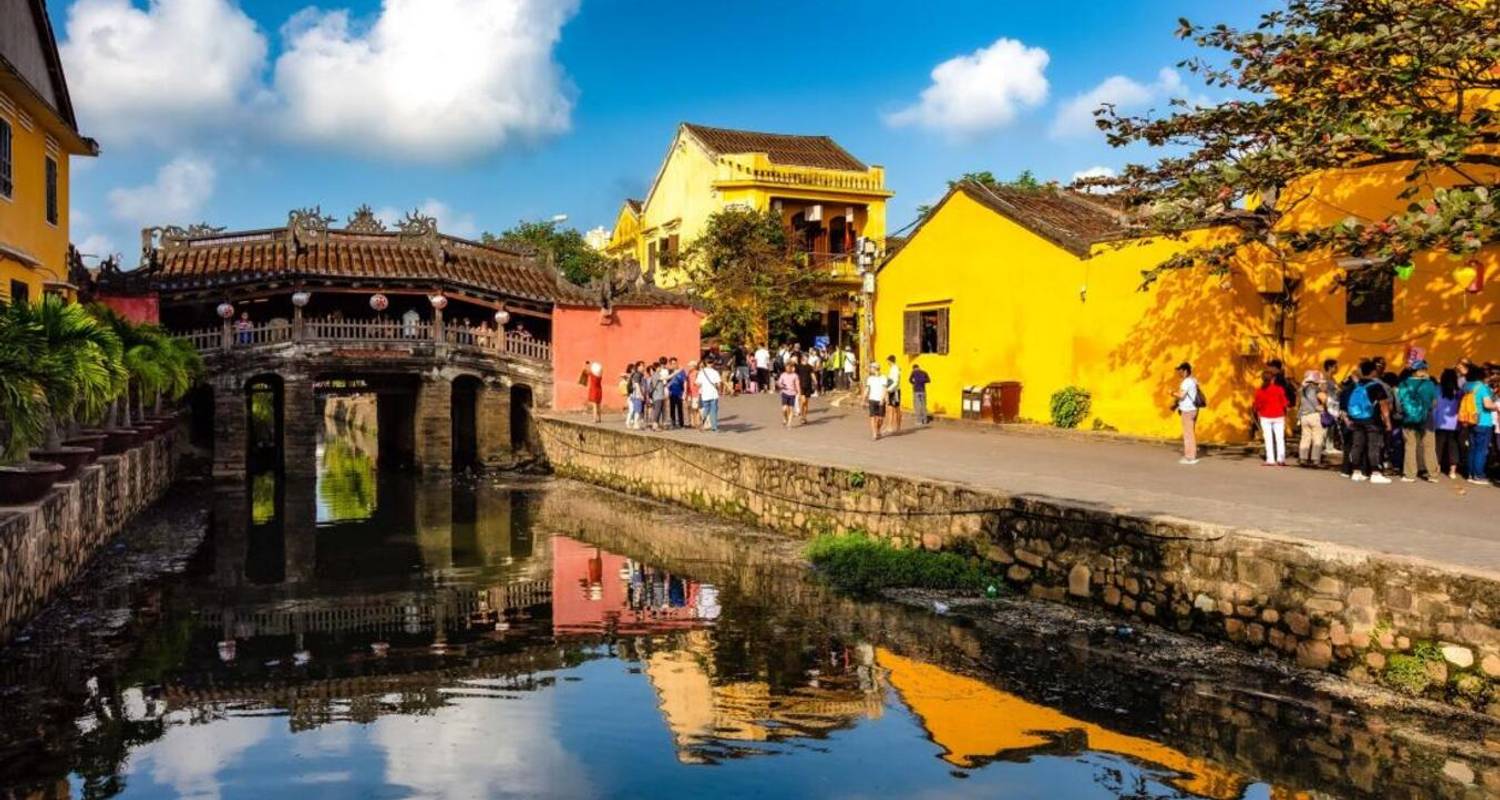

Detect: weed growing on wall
805,533,1002,597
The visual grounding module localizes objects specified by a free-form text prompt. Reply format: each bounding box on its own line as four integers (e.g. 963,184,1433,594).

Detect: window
903,307,949,355
0,118,11,198
9,279,29,305
44,156,58,225
1345,269,1393,325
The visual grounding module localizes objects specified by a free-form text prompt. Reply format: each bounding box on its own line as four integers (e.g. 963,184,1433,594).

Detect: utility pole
856,237,878,377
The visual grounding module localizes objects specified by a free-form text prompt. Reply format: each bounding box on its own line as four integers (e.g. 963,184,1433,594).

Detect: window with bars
45,156,58,225
903,307,950,355
1345,269,1394,325
0,118,12,198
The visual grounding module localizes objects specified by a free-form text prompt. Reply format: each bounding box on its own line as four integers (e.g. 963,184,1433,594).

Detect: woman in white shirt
696,361,722,432
865,365,888,441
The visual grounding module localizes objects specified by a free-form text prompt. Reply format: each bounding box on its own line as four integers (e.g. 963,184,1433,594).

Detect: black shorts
888,389,901,406
867,400,885,418
781,394,797,407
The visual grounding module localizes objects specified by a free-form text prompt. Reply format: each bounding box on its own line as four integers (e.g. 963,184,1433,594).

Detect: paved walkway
554,394,1500,575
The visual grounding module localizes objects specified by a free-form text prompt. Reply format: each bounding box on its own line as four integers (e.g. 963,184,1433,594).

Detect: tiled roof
683,123,867,172
623,199,643,214
144,228,591,304
959,182,1128,257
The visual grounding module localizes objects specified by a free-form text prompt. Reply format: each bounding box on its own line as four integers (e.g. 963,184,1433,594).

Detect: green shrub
805,534,1002,596
1383,653,1432,696
1049,386,1092,429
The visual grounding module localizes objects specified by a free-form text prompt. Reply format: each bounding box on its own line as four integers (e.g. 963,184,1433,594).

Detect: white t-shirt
866,375,888,402
886,363,901,388
753,348,770,369
842,351,856,374
697,367,722,401
1177,377,1199,413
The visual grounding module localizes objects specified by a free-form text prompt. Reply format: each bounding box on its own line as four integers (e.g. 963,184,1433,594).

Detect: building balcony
799,251,863,284
179,315,553,363
713,161,893,198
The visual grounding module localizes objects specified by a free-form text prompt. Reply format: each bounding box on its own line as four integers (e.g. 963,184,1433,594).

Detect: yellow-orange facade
874,171,1498,444
0,0,97,304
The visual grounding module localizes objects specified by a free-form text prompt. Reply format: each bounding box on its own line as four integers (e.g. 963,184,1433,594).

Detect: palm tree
0,300,50,464
27,296,123,448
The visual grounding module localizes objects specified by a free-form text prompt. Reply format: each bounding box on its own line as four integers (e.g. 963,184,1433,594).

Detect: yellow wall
874,168,1500,444
874,190,1261,443
0,87,73,303
618,128,892,289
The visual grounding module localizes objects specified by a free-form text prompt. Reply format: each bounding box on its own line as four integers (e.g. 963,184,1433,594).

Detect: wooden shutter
935,307,950,354
903,311,920,355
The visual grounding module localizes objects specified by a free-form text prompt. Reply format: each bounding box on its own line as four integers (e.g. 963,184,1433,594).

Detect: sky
49,0,1274,265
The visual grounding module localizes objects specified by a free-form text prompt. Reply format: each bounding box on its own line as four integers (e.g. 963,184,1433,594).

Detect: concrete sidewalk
558,394,1500,574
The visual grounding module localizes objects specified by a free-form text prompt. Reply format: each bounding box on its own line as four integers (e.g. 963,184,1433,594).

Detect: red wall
551,304,703,411
96,294,160,324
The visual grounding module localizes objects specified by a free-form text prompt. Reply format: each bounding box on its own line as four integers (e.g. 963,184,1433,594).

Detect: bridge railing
178,316,552,363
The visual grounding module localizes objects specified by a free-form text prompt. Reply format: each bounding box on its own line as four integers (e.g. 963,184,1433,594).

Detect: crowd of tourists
1176,354,1500,486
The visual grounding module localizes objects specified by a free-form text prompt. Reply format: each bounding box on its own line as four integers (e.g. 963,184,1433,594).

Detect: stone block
1015,549,1044,568
1286,611,1311,637
1007,565,1033,583
1067,564,1091,598
1103,585,1122,606
1304,597,1345,615
1442,644,1476,669
1297,640,1333,670
1482,654,1500,679
1348,586,1376,609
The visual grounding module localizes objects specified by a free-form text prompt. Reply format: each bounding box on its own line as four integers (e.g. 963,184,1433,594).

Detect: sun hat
1303,370,1323,384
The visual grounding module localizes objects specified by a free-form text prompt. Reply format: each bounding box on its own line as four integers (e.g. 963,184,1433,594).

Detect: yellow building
0,0,97,303
873,175,1498,444
608,123,893,344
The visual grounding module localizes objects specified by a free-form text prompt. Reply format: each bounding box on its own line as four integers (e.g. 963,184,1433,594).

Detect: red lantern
1466,260,1486,294
370,293,389,312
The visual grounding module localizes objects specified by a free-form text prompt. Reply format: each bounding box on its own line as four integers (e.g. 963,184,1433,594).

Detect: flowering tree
1082,0,1498,288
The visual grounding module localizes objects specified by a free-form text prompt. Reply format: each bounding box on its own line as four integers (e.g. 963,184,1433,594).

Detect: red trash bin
988,381,1022,423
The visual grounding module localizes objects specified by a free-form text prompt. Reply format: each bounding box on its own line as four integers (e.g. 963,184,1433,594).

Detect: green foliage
1085,1,1499,288
318,435,378,522
1383,641,1445,696
1091,417,1118,432
915,171,1047,218
805,533,1002,596
482,220,609,285
847,470,867,490
1049,386,1093,429
681,206,822,346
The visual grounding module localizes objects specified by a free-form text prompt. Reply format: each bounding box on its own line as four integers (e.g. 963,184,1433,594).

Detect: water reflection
2,427,1499,798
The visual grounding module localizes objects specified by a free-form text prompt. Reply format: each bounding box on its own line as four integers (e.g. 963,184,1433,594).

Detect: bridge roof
136,208,594,306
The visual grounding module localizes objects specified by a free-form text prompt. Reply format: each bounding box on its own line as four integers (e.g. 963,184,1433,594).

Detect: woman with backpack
1254,369,1291,466
1461,367,1498,485
1434,368,1465,480
1396,361,1440,482
1297,370,1329,466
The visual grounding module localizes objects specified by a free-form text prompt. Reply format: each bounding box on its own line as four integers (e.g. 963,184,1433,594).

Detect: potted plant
20,297,123,481
0,300,67,503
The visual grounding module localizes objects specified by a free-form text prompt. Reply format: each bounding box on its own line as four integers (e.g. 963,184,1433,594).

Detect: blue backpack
1346,380,1376,421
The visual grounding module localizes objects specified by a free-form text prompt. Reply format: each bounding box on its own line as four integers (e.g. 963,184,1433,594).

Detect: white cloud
1071,166,1117,182
273,0,578,161
59,0,268,145
108,156,217,228
1050,68,1184,139
374,199,480,239
885,37,1049,138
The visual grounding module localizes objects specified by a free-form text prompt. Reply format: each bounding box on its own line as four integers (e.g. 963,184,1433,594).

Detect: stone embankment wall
536,416,1500,713
0,434,177,645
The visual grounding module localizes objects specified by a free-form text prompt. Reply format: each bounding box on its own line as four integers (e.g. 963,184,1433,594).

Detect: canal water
1,423,1498,799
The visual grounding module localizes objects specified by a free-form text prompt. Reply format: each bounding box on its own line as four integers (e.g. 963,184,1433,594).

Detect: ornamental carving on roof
396,210,443,261
141,222,225,257
289,206,336,249
346,204,387,234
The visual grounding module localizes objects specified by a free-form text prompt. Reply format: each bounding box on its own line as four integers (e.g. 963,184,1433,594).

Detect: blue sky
50,0,1272,264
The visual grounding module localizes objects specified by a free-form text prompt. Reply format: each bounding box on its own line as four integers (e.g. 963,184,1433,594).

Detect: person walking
1321,359,1344,455
623,363,643,429
667,357,687,429
1172,362,1202,465
1462,367,1498,485
753,344,771,393
585,361,603,423
864,365,887,441
1297,370,1328,466
909,362,931,426
777,362,801,427
697,359,722,432
650,361,669,431
1254,369,1290,466
884,355,903,435
841,345,857,390
1397,360,1440,482
1435,368,1464,479
686,360,702,429
1346,360,1393,484
795,354,816,422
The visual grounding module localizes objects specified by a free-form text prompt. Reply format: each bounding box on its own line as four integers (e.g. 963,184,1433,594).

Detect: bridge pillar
283,478,317,584
414,374,453,471
212,382,247,480
283,375,319,480
476,379,513,467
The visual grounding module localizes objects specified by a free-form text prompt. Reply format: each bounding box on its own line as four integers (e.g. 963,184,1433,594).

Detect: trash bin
983,381,1023,424
961,386,983,420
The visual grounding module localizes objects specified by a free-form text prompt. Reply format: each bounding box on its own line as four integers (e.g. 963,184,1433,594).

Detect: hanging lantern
1464,259,1486,294
429,293,448,311
370,293,389,312
1394,263,1415,281
493,307,511,326
290,291,311,308
216,302,236,319
1453,263,1479,291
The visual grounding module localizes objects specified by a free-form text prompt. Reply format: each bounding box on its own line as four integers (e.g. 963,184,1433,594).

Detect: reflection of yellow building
875,163,1498,443
877,648,1279,799
0,0,97,303
645,630,884,763
608,123,894,343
